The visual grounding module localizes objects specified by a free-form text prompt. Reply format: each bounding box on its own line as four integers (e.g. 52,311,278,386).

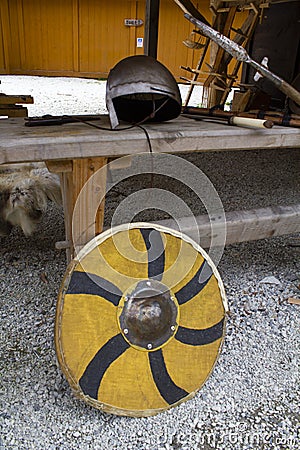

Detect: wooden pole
144,0,160,59
182,106,300,128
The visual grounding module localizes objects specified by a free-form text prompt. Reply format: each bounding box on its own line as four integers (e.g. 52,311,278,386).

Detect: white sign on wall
124,19,144,27
137,37,143,48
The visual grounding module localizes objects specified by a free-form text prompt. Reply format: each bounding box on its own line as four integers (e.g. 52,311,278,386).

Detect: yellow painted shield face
55,223,228,417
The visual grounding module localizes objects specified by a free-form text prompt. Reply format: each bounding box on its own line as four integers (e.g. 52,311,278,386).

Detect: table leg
47,157,107,262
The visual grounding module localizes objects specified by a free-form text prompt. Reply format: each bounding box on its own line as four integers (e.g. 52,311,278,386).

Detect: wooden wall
0,0,245,81
0,0,214,80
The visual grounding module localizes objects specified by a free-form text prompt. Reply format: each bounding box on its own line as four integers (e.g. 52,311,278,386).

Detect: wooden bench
1,115,299,261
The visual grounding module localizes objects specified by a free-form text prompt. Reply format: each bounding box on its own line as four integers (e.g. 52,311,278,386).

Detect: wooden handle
230,116,274,129
280,80,300,106
174,0,210,25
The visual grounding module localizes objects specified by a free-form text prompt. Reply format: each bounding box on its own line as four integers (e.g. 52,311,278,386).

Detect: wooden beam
46,160,73,173
0,94,34,104
144,0,160,58
152,204,300,248
0,106,28,117
0,93,33,105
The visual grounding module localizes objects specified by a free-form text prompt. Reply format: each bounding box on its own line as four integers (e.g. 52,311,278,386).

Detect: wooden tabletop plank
0,115,299,164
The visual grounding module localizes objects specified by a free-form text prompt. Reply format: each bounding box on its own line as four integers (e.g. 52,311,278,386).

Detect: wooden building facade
0,0,247,81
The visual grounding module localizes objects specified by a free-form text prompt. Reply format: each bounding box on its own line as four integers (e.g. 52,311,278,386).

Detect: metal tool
24,114,102,126
184,13,300,108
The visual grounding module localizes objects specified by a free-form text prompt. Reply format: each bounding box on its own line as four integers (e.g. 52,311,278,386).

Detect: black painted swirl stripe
66,271,122,306
79,334,130,399
149,349,188,405
175,318,225,346
140,228,165,281
175,261,213,305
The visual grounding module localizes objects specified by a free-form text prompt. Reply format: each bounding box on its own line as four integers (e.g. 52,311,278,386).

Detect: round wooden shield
55,223,228,417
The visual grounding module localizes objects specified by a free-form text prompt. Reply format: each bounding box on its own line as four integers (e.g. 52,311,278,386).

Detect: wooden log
249,110,300,120
243,112,300,128
0,106,28,117
183,107,299,128
152,204,300,248
0,94,34,104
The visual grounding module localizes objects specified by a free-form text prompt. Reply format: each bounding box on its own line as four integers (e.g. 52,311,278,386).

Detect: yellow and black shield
55,223,228,417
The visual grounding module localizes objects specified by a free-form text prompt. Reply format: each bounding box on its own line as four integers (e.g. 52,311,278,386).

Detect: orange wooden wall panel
0,0,247,81
157,0,212,81
78,0,136,77
4,0,22,72
0,0,10,73
18,0,74,73
0,4,6,72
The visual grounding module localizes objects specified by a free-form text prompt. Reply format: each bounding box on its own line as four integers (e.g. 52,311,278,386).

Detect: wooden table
1,115,300,260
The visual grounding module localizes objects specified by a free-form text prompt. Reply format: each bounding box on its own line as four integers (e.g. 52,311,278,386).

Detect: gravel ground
0,76,299,449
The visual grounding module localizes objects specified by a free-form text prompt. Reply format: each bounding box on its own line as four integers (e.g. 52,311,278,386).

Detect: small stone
259,276,281,285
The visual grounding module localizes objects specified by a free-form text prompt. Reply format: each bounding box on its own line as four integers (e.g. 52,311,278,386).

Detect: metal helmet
106,55,182,129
